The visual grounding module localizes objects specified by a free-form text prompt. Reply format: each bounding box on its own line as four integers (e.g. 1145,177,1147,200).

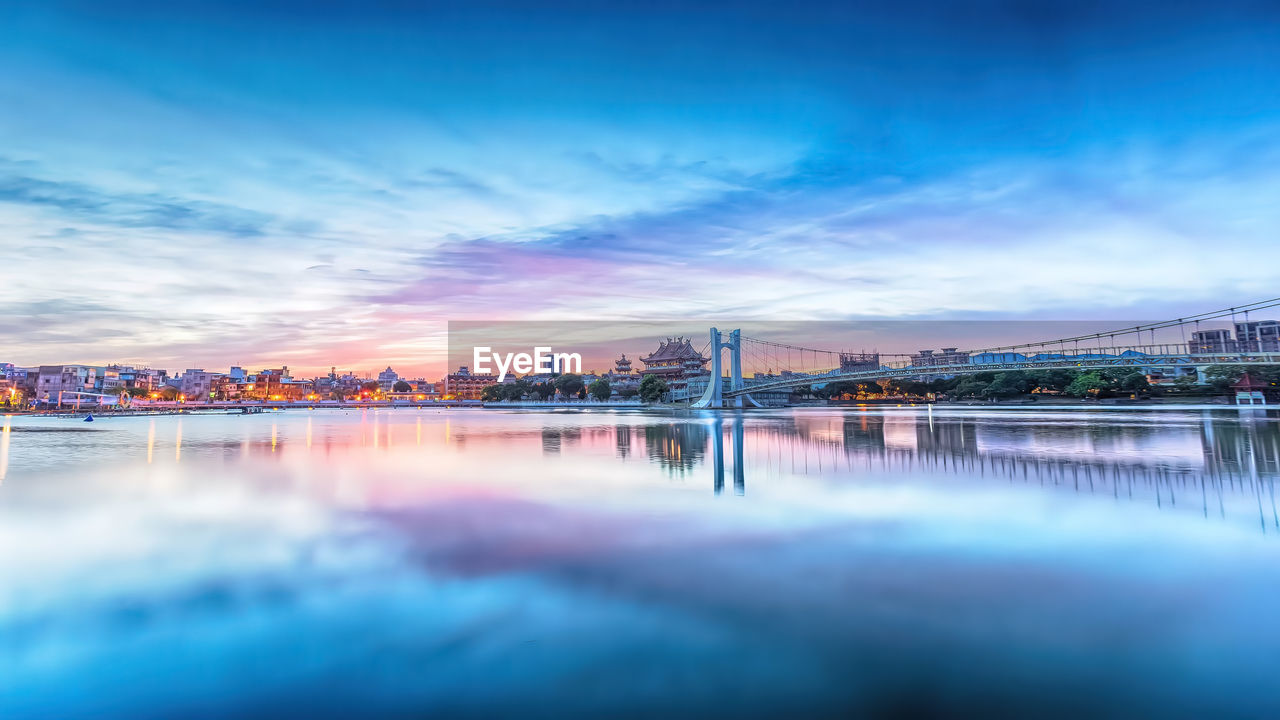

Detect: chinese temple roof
640,337,708,364
1233,372,1271,390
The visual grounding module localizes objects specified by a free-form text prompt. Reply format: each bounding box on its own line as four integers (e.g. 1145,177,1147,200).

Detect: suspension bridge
690,298,1280,408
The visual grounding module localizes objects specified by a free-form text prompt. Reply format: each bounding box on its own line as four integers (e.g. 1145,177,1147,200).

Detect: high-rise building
1234,320,1280,352
1189,328,1234,353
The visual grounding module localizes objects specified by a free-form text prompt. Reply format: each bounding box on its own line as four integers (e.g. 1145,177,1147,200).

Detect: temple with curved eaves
640,337,709,395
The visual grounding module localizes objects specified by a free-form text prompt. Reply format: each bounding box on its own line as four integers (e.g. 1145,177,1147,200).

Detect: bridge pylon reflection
711,416,745,496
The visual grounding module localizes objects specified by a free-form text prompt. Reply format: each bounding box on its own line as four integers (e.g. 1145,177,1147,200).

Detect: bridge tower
692,328,762,409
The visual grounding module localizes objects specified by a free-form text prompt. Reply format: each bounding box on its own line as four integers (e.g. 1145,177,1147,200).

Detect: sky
2,0,1279,378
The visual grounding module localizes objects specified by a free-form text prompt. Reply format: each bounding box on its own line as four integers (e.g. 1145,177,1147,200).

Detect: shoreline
2,394,1269,417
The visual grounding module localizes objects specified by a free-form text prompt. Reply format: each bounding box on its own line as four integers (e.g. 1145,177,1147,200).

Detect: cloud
367,130,1280,325
3,0,1280,377
397,168,500,196
4,126,1280,379
0,170,281,239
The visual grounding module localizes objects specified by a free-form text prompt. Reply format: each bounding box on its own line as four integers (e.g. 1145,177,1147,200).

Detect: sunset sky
3,1,1279,377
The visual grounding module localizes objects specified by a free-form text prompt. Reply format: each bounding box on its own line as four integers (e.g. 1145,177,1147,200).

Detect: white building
378,366,400,391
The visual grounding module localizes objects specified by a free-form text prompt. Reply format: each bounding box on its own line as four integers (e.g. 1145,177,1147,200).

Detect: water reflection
644,421,707,473
6,408,1277,528
517,409,1280,531
2,408,1280,717
455,409,1279,530
710,417,745,496
0,415,10,482
742,409,1280,532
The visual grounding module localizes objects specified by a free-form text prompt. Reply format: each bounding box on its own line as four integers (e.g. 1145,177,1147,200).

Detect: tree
480,384,506,402
890,379,931,398
815,380,858,400
1203,365,1241,394
393,380,412,393
554,373,584,397
858,381,882,397
159,386,179,400
617,384,639,399
588,379,611,401
639,374,668,403
1196,365,1280,394
1118,372,1151,395
953,377,989,398
501,379,531,401
125,387,149,398
1172,375,1199,393
925,378,958,396
1030,369,1077,393
983,371,1034,398
1065,371,1115,397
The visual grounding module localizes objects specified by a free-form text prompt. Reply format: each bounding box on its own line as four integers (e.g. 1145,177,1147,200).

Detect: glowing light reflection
0,416,11,482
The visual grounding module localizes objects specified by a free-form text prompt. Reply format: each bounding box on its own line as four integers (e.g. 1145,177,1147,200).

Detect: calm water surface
2,407,1279,718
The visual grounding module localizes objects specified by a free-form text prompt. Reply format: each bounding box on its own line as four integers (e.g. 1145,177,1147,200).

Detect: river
2,407,1278,717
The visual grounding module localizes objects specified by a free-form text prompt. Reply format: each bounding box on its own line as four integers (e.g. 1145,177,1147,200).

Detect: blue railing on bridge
722,345,1280,396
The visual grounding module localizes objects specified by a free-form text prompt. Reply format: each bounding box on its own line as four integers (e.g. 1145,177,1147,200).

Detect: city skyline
8,311,1278,389
4,1,1280,377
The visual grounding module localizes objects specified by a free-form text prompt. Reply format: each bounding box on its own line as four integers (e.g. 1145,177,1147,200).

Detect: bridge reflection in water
710,417,745,496
636,408,1280,530
111,408,1280,533
7,406,1280,718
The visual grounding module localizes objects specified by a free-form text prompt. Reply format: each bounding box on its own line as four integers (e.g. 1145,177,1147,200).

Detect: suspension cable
968,297,1280,354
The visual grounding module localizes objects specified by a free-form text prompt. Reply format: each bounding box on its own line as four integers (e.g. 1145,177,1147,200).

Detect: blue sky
2,1,1279,375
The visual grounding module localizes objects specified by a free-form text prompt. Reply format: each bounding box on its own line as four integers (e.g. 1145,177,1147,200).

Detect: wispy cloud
2,2,1280,375
367,131,1280,325
0,169,276,239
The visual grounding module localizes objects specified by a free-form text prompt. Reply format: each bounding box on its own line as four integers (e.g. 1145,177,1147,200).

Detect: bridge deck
725,352,1280,397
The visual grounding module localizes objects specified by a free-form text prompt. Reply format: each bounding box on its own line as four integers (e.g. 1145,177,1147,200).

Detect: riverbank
827,394,1240,407
483,400,646,408
1,401,486,417
4,396,1263,419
